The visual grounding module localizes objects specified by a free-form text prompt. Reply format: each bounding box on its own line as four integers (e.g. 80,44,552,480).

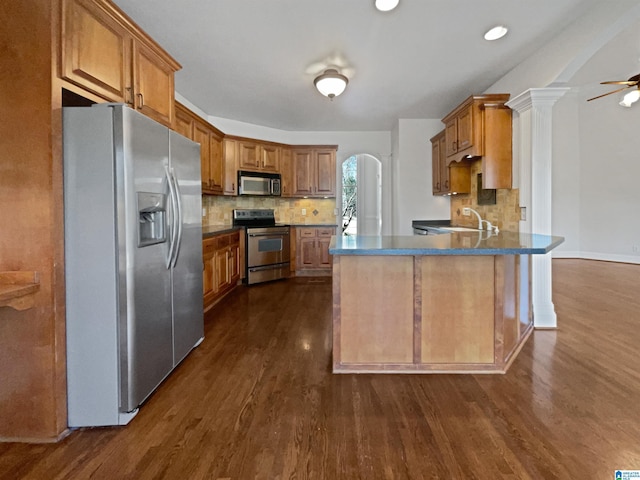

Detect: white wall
486,1,640,264
392,119,450,235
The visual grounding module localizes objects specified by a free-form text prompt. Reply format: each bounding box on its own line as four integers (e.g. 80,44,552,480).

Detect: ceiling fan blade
600,80,638,85
587,85,634,102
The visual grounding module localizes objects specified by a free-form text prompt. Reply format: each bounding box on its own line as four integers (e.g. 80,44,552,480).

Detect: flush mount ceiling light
375,0,399,12
619,88,640,107
484,25,508,41
314,68,349,99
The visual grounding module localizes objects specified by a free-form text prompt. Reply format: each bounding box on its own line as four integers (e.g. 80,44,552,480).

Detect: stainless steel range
233,209,290,285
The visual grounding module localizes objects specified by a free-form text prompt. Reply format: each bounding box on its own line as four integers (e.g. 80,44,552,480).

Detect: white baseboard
552,250,640,265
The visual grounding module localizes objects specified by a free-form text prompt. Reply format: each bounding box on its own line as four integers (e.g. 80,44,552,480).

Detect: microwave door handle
164,166,178,269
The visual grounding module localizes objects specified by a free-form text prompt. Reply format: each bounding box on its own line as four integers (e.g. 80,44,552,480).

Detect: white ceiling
113,0,607,131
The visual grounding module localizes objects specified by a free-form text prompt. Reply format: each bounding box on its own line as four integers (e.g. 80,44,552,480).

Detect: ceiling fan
587,73,640,106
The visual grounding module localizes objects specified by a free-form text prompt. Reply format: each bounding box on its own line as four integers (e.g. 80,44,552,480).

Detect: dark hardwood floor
1,259,639,479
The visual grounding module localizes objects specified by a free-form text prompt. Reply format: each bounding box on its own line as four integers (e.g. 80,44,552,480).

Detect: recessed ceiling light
375,0,399,12
484,25,508,41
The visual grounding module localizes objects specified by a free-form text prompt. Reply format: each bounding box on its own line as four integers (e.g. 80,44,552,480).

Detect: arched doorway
341,154,382,236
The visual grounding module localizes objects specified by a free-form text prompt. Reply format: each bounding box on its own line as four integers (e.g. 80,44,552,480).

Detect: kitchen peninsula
329,231,564,374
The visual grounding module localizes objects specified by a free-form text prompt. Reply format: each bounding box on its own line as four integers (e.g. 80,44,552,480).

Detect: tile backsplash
203,196,338,226
449,160,520,232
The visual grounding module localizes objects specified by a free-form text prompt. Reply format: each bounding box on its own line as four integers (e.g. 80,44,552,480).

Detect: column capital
506,88,570,113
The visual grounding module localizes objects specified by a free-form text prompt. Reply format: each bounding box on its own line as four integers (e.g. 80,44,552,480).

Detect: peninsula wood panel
420,256,494,364
337,256,414,364
499,255,519,359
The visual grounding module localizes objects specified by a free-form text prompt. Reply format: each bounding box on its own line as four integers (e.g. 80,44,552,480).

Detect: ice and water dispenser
137,192,167,247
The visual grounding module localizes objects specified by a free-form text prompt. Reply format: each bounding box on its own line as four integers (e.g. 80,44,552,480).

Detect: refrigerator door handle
170,168,184,269
165,165,178,269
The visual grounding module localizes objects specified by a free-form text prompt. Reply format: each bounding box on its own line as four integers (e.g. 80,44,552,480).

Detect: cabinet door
193,122,211,191
439,134,450,193
132,42,174,127
456,104,473,152
280,147,292,197
431,136,441,194
215,248,230,291
315,149,336,197
238,141,259,170
292,149,314,196
298,237,318,268
209,133,224,194
203,248,217,306
61,0,132,103
173,104,193,138
260,144,280,172
223,138,237,195
229,242,240,284
317,228,334,268
444,118,458,157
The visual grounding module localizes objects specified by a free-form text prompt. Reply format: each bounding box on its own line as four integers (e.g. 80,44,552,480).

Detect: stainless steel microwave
238,171,281,196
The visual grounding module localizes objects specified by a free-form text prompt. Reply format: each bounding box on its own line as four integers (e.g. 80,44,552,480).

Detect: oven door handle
248,232,290,237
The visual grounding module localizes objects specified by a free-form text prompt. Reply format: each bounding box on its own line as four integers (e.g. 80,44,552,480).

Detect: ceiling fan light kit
375,0,399,12
314,69,349,99
587,73,640,106
619,88,640,107
484,25,508,41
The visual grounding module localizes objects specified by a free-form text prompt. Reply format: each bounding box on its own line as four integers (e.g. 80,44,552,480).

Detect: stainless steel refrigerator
64,104,203,427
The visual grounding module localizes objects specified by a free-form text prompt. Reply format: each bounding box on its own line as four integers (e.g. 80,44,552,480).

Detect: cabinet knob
445,180,449,189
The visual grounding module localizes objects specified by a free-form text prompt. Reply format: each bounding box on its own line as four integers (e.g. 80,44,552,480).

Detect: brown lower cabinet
203,230,242,312
295,227,335,276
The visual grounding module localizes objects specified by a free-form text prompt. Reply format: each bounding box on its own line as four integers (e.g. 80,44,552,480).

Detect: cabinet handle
445,180,449,189
137,93,144,108
436,182,440,189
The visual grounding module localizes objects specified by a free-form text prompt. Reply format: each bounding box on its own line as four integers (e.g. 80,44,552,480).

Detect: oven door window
258,238,282,252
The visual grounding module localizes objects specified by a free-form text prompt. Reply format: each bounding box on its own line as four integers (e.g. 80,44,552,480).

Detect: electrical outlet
462,207,470,216
202,208,206,217
520,207,527,221
301,208,307,216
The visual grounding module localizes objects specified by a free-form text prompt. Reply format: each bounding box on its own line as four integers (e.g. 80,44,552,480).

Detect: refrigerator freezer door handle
165,165,178,269
170,168,184,269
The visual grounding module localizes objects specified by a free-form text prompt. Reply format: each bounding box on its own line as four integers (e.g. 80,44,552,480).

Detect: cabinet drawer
298,228,316,238
203,238,217,254
317,228,335,237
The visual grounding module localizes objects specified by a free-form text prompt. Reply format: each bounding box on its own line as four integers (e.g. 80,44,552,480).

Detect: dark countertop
329,231,564,256
202,225,243,238
411,219,452,227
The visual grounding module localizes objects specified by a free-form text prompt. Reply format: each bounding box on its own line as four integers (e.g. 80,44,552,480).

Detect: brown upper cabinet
292,147,337,197
431,130,470,196
237,140,280,173
60,0,180,127
223,138,238,195
280,146,293,197
441,94,512,189
174,102,225,195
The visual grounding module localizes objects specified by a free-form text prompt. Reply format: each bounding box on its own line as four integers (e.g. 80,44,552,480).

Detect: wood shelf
0,272,40,311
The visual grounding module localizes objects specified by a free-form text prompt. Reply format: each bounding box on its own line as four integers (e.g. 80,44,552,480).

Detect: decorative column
507,88,569,329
